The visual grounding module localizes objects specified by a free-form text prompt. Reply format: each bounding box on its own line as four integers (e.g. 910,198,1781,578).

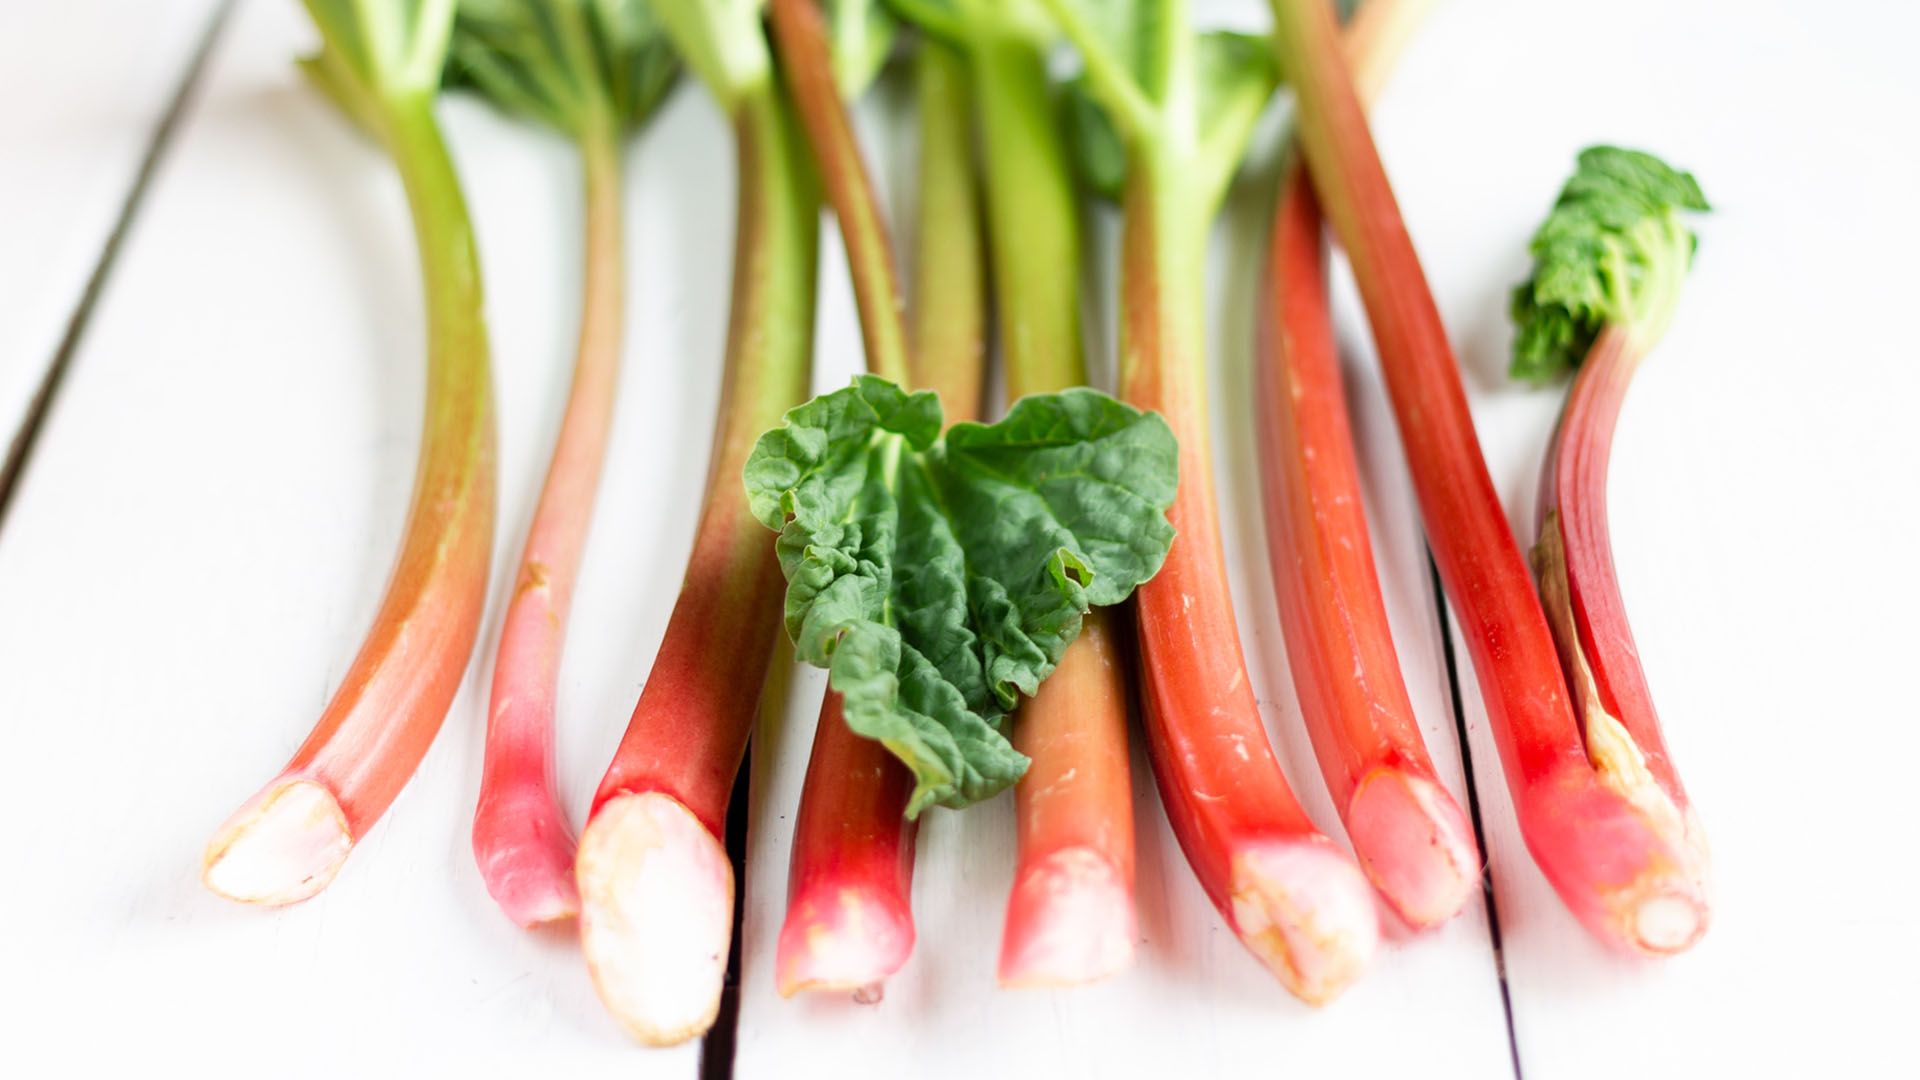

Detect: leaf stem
768,0,912,385
909,39,988,422
969,26,1085,399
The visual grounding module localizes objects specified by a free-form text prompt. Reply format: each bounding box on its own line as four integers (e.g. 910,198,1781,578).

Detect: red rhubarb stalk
1042,0,1379,1003
203,4,496,906
571,2,821,1041
763,0,949,999
1517,146,1714,948
774,693,919,997
1269,0,1709,953
770,0,911,387
1255,0,1476,930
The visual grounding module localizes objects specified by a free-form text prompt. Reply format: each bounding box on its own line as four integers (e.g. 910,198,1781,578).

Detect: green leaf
446,0,678,137
745,376,1179,814
1063,74,1126,199
1510,146,1710,381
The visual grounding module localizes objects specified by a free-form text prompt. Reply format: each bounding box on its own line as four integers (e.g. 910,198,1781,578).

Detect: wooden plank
730,53,1516,1080
0,0,224,455
1372,1,1920,1075
0,1,734,1073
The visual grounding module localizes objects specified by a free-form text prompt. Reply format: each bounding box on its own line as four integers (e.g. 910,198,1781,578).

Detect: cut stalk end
576,792,733,1046
775,881,915,999
1522,769,1711,956
998,846,1137,988
202,778,352,906
1228,836,1380,1005
1345,767,1478,929
473,790,581,928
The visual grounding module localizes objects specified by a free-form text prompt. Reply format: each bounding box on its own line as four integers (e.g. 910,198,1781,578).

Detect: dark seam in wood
698,749,752,1080
1428,550,1524,1080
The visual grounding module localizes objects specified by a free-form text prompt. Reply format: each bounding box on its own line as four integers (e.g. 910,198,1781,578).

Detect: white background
1,1,1914,1076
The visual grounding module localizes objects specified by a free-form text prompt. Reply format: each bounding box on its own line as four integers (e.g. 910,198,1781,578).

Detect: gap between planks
0,0,236,536
1428,552,1524,1080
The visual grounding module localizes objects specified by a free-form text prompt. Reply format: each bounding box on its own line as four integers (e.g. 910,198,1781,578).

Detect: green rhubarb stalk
202,0,496,907
908,39,988,421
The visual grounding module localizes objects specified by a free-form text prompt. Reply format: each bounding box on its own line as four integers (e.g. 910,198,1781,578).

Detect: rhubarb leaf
746,376,1178,814
1063,75,1126,198
447,0,678,136
1511,145,1710,381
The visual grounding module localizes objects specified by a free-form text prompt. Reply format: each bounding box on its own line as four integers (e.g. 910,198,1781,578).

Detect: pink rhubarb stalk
1269,0,1709,953
473,121,624,928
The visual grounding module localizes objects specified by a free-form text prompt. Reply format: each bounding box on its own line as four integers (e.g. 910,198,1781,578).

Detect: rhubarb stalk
762,1,1179,1000
898,3,1143,987
448,0,679,930
572,0,821,1043
1269,0,1710,953
1255,0,1477,930
765,0,921,999
775,31,991,999
1515,145,1713,946
1042,0,1379,1004
203,0,496,906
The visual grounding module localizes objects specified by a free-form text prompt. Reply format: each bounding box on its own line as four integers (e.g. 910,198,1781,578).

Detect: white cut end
203,779,351,905
1346,768,1479,929
1229,836,1380,1005
998,847,1137,988
576,792,733,1047
1633,890,1706,953
775,885,915,998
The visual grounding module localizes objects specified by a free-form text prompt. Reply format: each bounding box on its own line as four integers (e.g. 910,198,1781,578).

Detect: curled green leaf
446,0,679,136
1511,145,1710,381
745,376,1178,814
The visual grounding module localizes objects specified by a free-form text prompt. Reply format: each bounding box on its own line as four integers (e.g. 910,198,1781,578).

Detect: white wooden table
2,1,1913,1076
